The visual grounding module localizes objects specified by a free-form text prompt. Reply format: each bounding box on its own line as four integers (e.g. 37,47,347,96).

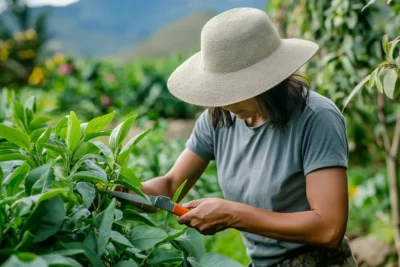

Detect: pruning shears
105,190,190,216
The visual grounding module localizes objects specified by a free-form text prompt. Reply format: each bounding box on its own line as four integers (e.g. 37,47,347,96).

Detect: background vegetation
1,0,400,266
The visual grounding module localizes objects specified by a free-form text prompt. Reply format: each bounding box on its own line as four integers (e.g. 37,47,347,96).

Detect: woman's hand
177,198,238,235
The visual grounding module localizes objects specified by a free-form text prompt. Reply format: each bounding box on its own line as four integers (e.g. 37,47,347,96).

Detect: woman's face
221,97,263,120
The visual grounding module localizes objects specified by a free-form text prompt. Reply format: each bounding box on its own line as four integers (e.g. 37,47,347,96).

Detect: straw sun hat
167,7,319,107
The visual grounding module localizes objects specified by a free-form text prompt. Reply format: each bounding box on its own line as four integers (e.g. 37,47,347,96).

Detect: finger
177,213,192,225
114,185,124,192
182,199,204,208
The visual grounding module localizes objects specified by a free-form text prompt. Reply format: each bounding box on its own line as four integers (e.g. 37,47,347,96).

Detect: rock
350,236,392,267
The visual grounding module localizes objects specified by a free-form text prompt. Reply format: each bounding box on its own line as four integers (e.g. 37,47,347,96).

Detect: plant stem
389,106,400,266
140,247,156,266
377,94,391,151
378,94,400,265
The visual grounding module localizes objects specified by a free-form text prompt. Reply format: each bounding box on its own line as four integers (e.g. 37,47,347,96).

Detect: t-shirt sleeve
185,109,215,161
302,108,349,176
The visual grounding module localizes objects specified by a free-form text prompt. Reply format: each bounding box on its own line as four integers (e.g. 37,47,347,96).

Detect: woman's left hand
177,198,238,235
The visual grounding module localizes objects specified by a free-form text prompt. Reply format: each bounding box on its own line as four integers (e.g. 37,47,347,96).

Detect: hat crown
201,8,281,73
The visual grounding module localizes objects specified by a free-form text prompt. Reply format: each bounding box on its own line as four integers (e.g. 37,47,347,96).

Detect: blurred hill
113,11,216,63
1,0,266,59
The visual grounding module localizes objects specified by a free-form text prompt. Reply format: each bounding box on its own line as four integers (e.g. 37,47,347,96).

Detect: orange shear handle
172,204,190,216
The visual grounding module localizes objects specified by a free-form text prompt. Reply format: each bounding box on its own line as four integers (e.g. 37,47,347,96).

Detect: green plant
342,0,400,264
0,95,243,266
40,56,202,120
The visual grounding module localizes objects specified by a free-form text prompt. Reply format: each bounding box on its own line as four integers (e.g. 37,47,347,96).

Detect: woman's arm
178,167,348,248
117,148,210,210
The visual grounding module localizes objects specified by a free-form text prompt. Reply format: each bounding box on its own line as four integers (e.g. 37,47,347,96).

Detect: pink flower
106,73,115,82
58,64,74,75
101,96,112,108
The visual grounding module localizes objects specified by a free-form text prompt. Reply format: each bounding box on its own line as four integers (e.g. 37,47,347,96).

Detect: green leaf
73,171,107,184
85,130,113,141
0,123,30,151
25,164,55,195
118,128,152,165
29,116,52,130
30,128,46,143
94,198,115,256
55,117,67,138
382,35,390,56
176,228,206,260
22,195,66,243
12,101,27,130
110,230,134,247
389,38,400,61
187,257,203,267
375,69,384,94
75,182,96,208
120,167,143,189
343,74,371,110
36,128,52,154
128,225,168,251
165,180,187,229
82,233,104,267
148,244,184,265
91,141,114,169
72,142,100,162
0,167,3,192
0,153,33,167
28,188,69,206
42,143,68,160
382,68,398,99
70,154,105,174
55,249,86,256
2,254,48,267
3,162,29,196
59,240,104,267
114,179,149,202
200,252,244,267
109,115,138,153
114,260,138,267
166,228,187,241
36,127,51,144
42,254,82,267
123,209,158,227
13,197,33,217
84,111,115,139
24,96,36,112
67,111,81,153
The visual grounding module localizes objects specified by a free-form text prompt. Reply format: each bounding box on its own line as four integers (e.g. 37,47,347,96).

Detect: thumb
182,199,205,209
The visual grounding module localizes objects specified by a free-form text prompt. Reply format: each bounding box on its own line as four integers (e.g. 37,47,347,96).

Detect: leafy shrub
0,95,243,266
36,56,202,120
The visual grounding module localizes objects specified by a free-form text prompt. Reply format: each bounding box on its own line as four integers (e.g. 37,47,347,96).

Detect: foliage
31,56,202,120
268,0,392,167
0,94,243,267
346,167,393,241
0,0,51,86
268,0,400,263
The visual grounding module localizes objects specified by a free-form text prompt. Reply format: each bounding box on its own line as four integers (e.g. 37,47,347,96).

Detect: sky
0,0,80,12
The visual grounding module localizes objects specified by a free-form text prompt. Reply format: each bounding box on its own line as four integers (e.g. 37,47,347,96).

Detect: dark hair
208,74,310,131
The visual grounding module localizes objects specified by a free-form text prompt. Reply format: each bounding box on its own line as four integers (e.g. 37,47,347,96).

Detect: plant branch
390,106,400,158
377,94,391,151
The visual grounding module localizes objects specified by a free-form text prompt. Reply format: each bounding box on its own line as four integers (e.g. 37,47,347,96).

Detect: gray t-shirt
185,90,349,267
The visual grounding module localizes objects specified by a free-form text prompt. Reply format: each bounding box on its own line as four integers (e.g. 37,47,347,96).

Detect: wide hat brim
167,38,319,107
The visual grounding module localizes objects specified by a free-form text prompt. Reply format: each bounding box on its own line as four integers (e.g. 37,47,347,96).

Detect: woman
122,7,358,267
